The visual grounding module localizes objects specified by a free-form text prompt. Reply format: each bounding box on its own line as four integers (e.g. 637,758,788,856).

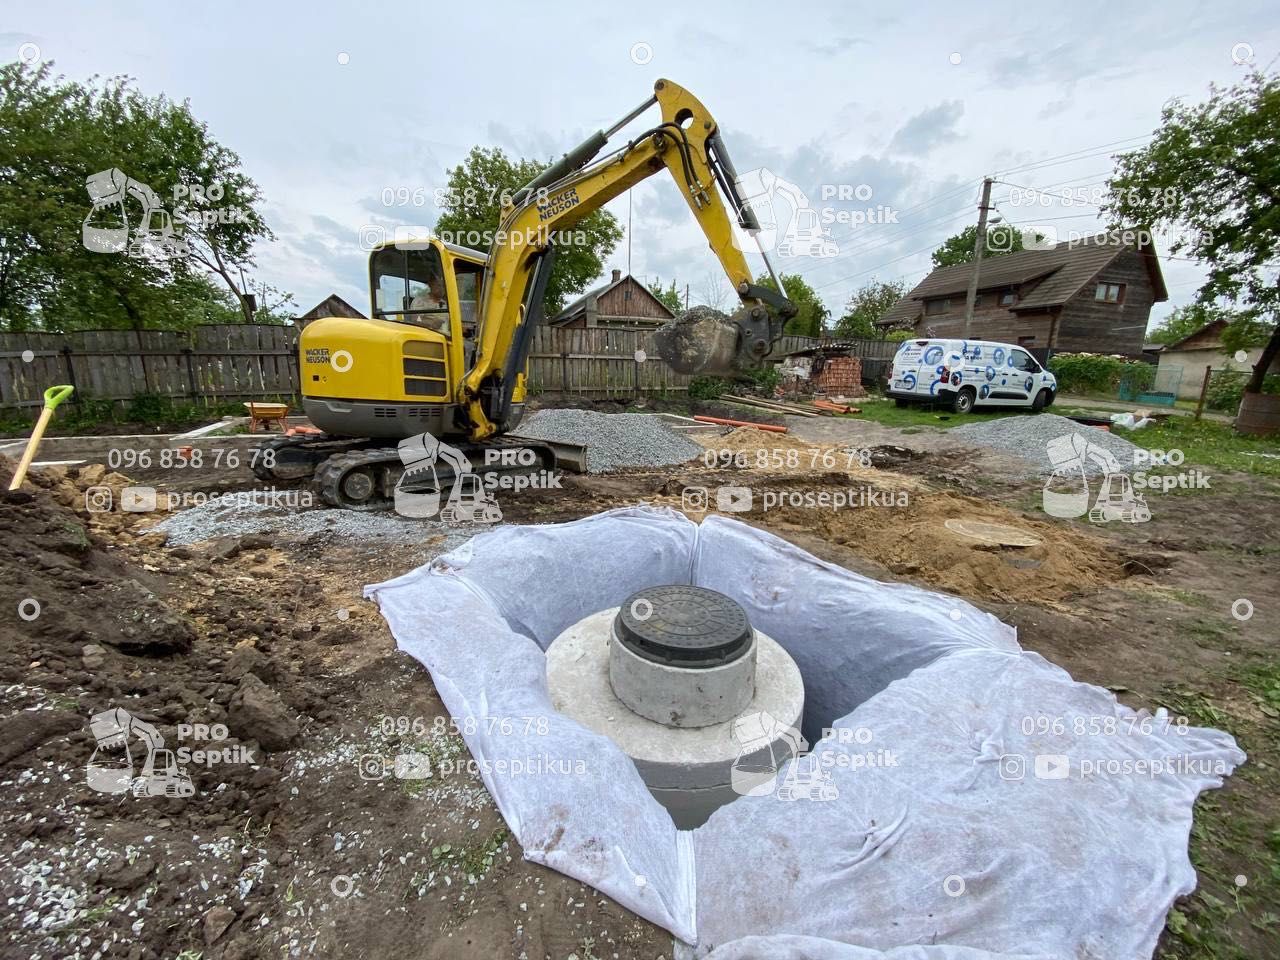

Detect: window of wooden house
925,298,951,316
1017,336,1035,346
999,288,1016,306
1095,282,1125,303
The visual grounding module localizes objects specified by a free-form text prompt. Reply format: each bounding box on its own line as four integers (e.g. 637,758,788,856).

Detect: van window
1011,349,1039,372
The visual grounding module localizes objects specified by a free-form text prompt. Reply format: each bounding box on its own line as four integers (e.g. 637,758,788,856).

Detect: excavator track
250,434,383,484
251,433,577,513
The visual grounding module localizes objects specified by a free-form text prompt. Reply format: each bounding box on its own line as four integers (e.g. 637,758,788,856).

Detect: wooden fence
0,325,902,411
0,326,300,410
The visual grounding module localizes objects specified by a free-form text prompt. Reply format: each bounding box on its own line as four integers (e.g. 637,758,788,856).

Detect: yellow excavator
256,79,796,508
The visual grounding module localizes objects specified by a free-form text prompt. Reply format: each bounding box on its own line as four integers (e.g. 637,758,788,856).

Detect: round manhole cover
944,518,1042,547
614,585,753,668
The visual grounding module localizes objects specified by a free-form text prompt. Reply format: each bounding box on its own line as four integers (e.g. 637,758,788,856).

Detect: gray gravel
151,496,485,549
515,409,703,473
951,413,1142,475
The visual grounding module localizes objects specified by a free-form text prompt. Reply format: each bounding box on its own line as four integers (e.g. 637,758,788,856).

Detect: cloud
804,36,868,56
887,101,965,154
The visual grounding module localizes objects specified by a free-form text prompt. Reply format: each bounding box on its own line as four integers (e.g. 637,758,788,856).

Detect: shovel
7,385,75,491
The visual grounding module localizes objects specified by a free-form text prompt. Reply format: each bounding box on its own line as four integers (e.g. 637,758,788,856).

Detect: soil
1,407,1277,960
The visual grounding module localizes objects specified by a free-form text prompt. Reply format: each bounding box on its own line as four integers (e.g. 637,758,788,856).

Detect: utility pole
962,176,994,338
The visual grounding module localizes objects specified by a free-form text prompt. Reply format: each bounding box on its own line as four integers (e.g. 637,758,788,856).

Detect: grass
0,394,296,438
1119,416,1280,477
840,397,986,430
1155,654,1280,957
847,396,1280,481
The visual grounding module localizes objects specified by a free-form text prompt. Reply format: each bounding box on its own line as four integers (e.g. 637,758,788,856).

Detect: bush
884,329,915,342
1047,353,1152,395
688,365,780,401
1205,370,1280,413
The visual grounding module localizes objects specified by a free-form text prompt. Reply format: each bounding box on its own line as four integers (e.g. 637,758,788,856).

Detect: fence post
60,344,79,404
1195,365,1212,420
561,352,569,393
135,329,153,394
183,347,198,400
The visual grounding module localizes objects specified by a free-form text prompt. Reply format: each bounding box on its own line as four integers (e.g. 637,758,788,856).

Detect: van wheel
894,398,909,408
1032,389,1051,412
950,388,975,414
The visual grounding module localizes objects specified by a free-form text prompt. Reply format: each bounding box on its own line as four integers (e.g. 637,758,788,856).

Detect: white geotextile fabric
366,506,1244,959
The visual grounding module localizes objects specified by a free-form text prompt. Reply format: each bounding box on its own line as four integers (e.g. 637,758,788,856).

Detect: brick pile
815,356,867,397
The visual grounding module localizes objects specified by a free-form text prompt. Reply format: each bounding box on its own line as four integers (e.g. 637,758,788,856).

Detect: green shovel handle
43,385,75,410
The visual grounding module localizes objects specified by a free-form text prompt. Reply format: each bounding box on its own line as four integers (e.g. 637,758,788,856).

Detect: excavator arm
460,79,797,440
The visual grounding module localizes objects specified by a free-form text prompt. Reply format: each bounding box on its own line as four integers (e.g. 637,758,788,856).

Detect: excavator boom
461,79,796,440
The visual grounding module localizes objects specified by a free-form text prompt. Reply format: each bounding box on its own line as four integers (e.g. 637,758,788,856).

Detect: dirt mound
0,458,193,656
760,488,1123,603
0,456,328,959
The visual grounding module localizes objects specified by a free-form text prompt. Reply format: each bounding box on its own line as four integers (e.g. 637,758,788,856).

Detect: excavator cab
299,237,492,440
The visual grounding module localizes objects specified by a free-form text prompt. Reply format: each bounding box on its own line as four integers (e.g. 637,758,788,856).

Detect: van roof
900,338,1027,348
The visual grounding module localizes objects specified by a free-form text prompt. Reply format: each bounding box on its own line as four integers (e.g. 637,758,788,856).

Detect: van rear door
891,340,928,395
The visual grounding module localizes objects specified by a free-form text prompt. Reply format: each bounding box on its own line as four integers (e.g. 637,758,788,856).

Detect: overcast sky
5,1,1278,332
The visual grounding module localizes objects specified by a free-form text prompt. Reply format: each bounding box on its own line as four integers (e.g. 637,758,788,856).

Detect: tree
885,328,915,342
1106,71,1280,394
755,272,829,337
697,271,730,310
647,276,683,313
834,278,907,338
433,146,623,316
0,62,281,330
931,224,1032,268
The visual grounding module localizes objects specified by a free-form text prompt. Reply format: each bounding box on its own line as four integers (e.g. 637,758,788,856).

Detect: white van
886,338,1058,414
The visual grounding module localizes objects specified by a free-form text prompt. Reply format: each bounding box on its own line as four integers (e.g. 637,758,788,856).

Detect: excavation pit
368,506,1244,956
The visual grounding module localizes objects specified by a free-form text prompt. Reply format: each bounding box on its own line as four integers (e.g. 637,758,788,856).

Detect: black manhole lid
614,585,753,668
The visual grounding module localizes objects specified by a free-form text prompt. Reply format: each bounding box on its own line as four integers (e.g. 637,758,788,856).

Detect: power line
993,134,1153,177
800,202,975,275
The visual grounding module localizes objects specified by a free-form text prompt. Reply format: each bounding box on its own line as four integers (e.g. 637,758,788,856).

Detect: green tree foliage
834,278,907,338
0,62,281,331
1107,71,1280,393
1147,302,1243,346
433,146,623,316
931,224,1032,268
647,276,683,314
754,272,829,337
885,328,915,342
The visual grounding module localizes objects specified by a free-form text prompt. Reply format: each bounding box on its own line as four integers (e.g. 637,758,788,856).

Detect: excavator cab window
371,245,452,334
453,261,483,335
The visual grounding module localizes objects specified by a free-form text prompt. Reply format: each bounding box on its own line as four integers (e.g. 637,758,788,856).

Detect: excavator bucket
648,305,778,377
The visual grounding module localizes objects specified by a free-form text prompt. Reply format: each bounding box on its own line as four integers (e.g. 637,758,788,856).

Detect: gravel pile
151,497,484,548
951,413,1142,475
515,409,703,473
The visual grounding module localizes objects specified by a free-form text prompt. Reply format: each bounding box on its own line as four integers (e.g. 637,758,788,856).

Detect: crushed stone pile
515,409,703,473
151,497,482,548
951,413,1142,475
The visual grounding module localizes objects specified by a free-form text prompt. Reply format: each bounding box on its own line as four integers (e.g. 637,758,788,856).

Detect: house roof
296,293,365,320
1163,317,1230,351
550,272,676,324
875,233,1168,325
